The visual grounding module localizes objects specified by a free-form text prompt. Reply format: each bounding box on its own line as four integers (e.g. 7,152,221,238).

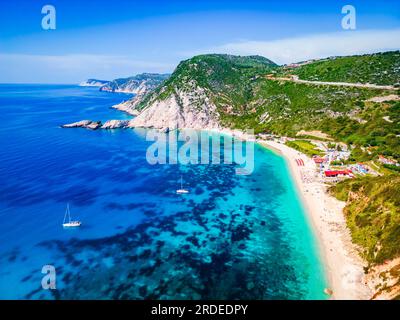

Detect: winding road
266,74,396,91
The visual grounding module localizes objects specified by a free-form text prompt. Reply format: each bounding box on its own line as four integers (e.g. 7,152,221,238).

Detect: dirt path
267,75,396,91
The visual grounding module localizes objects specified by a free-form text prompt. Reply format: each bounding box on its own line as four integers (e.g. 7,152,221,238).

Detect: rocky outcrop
79,79,110,87
367,94,400,103
111,94,143,116
101,81,147,94
127,86,220,130
61,120,102,130
101,120,130,129
367,258,400,300
62,120,131,130
99,73,170,94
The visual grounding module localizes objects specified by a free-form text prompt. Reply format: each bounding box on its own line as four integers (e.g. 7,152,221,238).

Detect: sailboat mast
63,204,68,224
67,203,71,223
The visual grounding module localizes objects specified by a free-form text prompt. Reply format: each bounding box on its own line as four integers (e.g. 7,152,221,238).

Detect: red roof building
324,169,352,177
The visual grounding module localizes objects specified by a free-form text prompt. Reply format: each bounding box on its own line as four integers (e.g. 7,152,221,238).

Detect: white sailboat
62,203,82,228
176,176,189,194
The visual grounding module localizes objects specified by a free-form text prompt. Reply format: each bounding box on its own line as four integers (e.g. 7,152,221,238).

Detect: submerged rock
61,120,102,130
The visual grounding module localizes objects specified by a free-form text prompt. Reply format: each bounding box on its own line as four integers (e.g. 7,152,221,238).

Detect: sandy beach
212,128,372,299
258,140,372,300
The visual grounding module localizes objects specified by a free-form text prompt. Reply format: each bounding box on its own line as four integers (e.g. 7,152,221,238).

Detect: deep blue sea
0,84,327,299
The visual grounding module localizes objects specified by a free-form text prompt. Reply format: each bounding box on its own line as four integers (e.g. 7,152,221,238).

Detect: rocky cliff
79,79,110,87
128,86,220,129
121,54,277,129
99,73,170,94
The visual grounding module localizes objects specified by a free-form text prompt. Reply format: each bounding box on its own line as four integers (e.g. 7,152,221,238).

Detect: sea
0,84,327,299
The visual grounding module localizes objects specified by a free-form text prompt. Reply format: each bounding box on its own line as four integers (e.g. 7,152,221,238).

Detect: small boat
62,203,82,228
176,176,189,194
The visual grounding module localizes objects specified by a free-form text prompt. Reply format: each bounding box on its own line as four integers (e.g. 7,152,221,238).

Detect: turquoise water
0,84,327,299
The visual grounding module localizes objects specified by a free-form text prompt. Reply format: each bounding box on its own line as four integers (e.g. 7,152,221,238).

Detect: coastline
212,128,372,299
258,140,372,300
111,101,139,116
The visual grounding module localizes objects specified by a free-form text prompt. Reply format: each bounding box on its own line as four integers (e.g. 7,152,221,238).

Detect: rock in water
101,120,130,129
61,120,102,130
324,288,333,296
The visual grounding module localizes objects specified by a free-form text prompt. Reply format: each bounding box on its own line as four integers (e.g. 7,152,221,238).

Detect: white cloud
0,54,174,83
2,29,399,83
185,29,400,64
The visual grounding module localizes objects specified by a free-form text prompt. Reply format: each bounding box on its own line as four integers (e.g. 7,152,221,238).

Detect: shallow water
0,84,327,299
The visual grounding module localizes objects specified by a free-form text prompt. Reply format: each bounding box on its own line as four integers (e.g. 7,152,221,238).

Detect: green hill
223,79,388,136
319,100,400,161
136,54,277,111
289,51,400,86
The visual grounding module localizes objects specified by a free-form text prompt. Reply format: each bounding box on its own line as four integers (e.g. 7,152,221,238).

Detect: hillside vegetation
136,54,277,112
289,51,400,86
319,100,400,161
223,79,389,136
331,175,400,264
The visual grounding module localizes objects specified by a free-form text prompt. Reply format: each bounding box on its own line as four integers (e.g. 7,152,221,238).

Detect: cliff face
366,258,400,300
128,86,220,129
79,79,110,87
111,98,142,116
99,73,170,94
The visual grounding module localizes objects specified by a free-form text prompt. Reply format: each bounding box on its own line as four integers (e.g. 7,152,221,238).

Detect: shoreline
212,128,372,299
258,140,372,300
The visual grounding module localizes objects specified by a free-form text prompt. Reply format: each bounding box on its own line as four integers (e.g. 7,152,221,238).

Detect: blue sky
0,0,399,83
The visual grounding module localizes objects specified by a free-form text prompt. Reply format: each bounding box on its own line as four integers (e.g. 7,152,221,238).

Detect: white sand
259,140,372,300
